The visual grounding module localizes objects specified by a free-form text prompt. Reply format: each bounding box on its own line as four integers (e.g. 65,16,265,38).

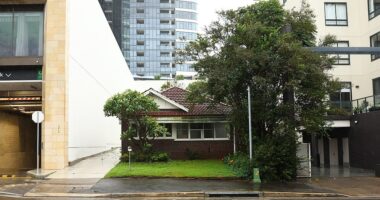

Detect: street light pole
248,86,252,160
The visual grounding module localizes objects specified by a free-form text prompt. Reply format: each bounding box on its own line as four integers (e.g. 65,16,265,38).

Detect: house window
177,124,189,139
374,77,380,107
158,123,173,138
330,82,352,111
371,32,380,61
325,3,348,26
0,8,44,57
331,41,350,65
368,0,380,20
176,123,228,140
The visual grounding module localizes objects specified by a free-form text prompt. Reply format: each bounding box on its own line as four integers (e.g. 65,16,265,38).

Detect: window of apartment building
160,9,170,14
0,5,44,57
160,20,170,24
136,9,144,14
330,82,352,111
160,63,170,68
374,77,380,107
160,41,170,46
137,52,144,56
137,30,145,35
176,123,228,140
160,0,170,3
331,41,350,65
368,0,380,19
160,30,170,35
160,52,170,57
324,3,348,26
137,62,145,67
172,63,176,68
136,0,144,2
370,31,380,61
136,19,144,24
136,40,145,46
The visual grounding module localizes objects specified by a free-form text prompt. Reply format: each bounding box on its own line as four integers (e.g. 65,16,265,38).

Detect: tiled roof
150,87,231,116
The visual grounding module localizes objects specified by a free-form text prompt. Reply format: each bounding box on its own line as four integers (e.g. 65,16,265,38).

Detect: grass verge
105,160,237,178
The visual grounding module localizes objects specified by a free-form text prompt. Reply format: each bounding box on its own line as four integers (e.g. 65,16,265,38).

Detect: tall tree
181,0,338,181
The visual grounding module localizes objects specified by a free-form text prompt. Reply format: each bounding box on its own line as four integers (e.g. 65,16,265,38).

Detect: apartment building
99,0,198,79
0,0,133,171
283,0,380,170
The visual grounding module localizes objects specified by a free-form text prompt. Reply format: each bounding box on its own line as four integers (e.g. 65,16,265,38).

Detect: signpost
128,146,132,170
32,111,44,175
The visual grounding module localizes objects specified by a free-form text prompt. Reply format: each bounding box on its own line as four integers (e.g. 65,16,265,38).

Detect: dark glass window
331,41,350,65
330,82,352,111
0,6,44,57
374,78,380,107
368,0,380,20
324,3,348,26
371,32,380,61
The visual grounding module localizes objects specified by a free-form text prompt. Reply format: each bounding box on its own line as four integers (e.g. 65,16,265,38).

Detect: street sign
32,111,44,123
32,111,44,175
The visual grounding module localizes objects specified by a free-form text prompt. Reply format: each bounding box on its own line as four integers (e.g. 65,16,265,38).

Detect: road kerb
24,192,205,198
262,191,349,198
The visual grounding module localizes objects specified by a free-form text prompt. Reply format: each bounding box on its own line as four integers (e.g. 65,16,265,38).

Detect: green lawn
105,160,237,178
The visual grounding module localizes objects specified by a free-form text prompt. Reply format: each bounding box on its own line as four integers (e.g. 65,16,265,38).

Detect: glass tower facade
100,0,198,79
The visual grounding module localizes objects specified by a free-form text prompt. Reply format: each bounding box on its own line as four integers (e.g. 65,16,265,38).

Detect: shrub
185,148,200,160
253,135,299,182
151,152,170,162
120,151,170,163
224,152,253,178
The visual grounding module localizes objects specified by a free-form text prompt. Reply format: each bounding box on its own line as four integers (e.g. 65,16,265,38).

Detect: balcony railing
352,95,380,114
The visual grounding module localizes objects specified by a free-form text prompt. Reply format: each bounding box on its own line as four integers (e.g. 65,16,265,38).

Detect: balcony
352,95,380,114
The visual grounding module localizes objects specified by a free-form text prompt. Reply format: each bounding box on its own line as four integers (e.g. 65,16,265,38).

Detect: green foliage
253,134,299,181
175,75,185,80
103,90,158,120
185,148,200,160
224,153,253,178
154,75,161,80
120,152,170,162
103,90,167,160
186,81,209,104
179,0,339,181
160,80,183,91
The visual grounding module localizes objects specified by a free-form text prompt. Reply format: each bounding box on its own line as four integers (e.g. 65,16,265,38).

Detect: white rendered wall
283,0,380,100
67,0,134,162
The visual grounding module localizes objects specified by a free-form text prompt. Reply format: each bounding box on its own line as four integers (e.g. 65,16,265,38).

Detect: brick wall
122,139,233,160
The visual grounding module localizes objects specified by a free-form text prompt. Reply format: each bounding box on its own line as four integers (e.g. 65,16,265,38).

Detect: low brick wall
122,139,233,160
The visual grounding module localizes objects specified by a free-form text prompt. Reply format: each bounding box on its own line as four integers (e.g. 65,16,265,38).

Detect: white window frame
174,123,229,141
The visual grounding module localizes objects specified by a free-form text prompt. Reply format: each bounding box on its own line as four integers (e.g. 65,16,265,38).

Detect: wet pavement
91,178,334,194
311,167,374,178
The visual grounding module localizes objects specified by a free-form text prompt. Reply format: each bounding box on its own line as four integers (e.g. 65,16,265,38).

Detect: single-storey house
122,87,234,159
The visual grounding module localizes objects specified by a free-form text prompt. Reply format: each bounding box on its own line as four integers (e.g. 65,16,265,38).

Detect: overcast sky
197,0,256,33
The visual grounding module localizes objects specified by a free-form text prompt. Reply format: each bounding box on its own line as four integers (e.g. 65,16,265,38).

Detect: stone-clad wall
42,0,69,169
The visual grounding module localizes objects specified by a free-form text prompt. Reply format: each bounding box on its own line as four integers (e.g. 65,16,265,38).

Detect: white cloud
197,0,256,33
